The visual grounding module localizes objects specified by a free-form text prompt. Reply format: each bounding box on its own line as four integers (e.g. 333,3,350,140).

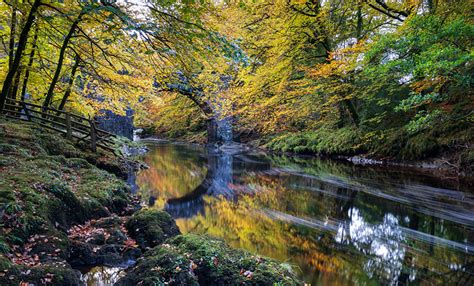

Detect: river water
134,140,473,285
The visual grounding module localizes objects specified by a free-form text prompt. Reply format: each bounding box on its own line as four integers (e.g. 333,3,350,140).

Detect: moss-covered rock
68,216,141,267
126,209,180,249
0,262,82,286
117,234,300,286
0,119,138,281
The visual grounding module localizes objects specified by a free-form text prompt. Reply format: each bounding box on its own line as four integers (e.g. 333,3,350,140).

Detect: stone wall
96,108,134,140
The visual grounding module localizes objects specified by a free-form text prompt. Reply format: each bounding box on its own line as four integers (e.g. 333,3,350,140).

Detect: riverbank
0,119,300,285
138,132,473,183
257,128,473,176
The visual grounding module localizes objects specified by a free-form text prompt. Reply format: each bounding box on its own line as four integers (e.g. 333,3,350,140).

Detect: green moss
117,234,300,286
0,119,134,276
0,238,10,254
65,158,92,169
266,127,363,156
35,132,82,158
264,115,473,165
401,134,439,159
0,262,82,286
117,245,198,285
0,143,17,153
0,255,11,270
0,157,13,167
126,209,180,249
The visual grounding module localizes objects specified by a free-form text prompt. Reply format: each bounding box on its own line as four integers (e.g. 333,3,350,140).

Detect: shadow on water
135,141,474,285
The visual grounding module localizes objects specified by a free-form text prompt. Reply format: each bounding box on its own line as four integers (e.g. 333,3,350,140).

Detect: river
131,140,473,285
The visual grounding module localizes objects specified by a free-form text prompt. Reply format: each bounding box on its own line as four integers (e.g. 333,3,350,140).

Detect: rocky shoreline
0,119,300,285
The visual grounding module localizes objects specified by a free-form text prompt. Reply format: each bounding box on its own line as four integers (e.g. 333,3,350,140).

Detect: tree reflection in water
136,142,474,285
336,210,406,284
81,266,126,286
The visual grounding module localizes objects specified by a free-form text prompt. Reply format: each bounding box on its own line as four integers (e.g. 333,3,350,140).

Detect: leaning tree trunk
20,26,39,102
8,0,17,70
9,67,22,103
7,1,18,104
58,54,81,111
43,12,84,110
0,0,41,112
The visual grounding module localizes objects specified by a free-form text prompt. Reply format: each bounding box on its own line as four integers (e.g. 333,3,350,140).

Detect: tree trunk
42,12,84,110
9,67,22,103
344,99,359,126
207,117,219,144
0,0,41,112
356,4,363,41
58,54,80,111
20,26,39,102
8,1,17,70
427,0,437,13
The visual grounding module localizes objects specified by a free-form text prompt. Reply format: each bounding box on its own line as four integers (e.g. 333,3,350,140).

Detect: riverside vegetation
0,0,472,284
0,1,471,173
0,119,300,285
136,1,473,174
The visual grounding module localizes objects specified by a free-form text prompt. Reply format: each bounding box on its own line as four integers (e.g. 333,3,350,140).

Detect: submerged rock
125,209,180,250
116,234,301,286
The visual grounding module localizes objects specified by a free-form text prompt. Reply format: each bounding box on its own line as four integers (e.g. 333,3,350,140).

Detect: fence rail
1,99,117,153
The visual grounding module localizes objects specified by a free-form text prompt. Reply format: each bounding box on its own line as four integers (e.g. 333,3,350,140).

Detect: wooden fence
1,99,117,152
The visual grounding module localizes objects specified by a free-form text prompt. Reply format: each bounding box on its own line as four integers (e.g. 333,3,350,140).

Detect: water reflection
81,266,126,286
136,142,474,285
136,142,207,210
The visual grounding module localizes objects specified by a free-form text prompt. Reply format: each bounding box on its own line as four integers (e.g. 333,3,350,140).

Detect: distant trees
0,0,175,115
1,0,472,157
138,0,472,160
0,0,241,120
0,0,42,111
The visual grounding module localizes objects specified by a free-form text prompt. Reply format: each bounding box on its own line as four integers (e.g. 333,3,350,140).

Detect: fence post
23,102,31,121
65,113,72,140
89,119,97,152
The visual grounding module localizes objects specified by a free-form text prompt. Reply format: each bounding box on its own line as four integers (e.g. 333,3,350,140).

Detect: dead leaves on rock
6,235,64,267
68,217,138,252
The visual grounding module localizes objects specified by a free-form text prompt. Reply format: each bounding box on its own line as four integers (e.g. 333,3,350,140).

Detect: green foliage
405,110,443,135
0,0,472,165
364,14,473,84
239,9,473,163
395,92,443,112
135,1,472,167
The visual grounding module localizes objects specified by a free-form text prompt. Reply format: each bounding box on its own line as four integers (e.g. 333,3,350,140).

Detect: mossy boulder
126,209,180,249
117,234,300,286
0,119,138,281
0,262,82,286
68,216,141,267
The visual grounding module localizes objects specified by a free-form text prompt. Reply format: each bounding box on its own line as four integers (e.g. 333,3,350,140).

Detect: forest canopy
0,0,472,162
